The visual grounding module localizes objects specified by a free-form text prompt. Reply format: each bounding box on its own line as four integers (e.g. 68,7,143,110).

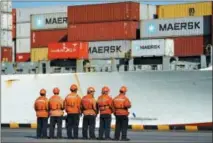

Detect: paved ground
1,128,212,143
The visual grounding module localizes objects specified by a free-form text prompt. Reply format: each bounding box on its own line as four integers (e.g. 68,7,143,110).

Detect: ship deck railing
1,62,201,75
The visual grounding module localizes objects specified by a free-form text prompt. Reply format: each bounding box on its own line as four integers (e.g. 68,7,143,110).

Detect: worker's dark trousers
36,117,48,138
82,115,96,139
99,114,111,139
114,115,129,140
66,114,80,139
49,116,63,138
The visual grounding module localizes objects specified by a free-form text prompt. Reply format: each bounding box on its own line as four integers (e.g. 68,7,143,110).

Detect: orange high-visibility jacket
81,94,97,116
97,94,114,115
34,96,49,117
64,93,81,114
49,95,64,117
113,94,131,116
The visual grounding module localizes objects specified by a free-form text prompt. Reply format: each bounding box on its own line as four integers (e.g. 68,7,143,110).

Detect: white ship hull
1,70,212,126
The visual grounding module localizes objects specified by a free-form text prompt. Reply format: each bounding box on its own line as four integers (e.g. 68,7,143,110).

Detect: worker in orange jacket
49,87,64,139
97,86,114,140
81,87,97,140
64,84,81,139
34,89,49,139
113,86,131,141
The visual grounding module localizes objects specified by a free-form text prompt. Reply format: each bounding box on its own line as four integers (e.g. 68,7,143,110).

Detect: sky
11,0,212,8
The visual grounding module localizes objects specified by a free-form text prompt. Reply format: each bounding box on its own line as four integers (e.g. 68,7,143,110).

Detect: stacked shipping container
173,36,211,57
12,9,16,39
1,1,13,62
15,6,67,62
12,9,16,62
15,9,30,62
1,48,12,62
157,2,212,18
131,36,211,58
68,2,139,24
30,12,68,62
88,40,131,59
9,1,212,65
68,22,138,42
48,42,89,60
131,39,174,57
157,1,213,57
132,1,213,58
67,2,140,42
67,2,156,61
140,16,211,38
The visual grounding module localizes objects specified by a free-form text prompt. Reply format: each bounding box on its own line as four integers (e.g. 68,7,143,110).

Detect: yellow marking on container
158,125,170,131
10,123,19,128
74,73,84,97
132,125,144,131
31,123,37,129
185,126,198,131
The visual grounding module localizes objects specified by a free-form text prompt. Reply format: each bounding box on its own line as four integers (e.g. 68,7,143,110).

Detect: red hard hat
40,89,46,95
87,87,95,93
70,84,78,91
53,87,60,94
102,86,110,93
120,86,127,93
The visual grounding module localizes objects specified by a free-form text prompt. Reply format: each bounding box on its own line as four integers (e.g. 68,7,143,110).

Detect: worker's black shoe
82,137,88,140
97,137,104,140
89,137,96,140
121,138,130,141
113,138,120,141
105,137,112,140
41,136,48,139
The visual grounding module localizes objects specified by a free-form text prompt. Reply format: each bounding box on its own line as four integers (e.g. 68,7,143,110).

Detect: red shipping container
31,29,67,48
48,42,88,60
12,24,16,39
16,53,30,62
1,47,12,62
68,21,138,42
173,36,211,57
68,2,139,24
12,9,16,24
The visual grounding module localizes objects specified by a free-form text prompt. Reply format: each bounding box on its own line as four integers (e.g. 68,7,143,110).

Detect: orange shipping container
31,29,67,48
12,9,16,24
48,42,88,60
16,53,30,62
68,2,139,24
12,24,16,39
1,47,12,62
68,21,138,42
173,36,211,57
